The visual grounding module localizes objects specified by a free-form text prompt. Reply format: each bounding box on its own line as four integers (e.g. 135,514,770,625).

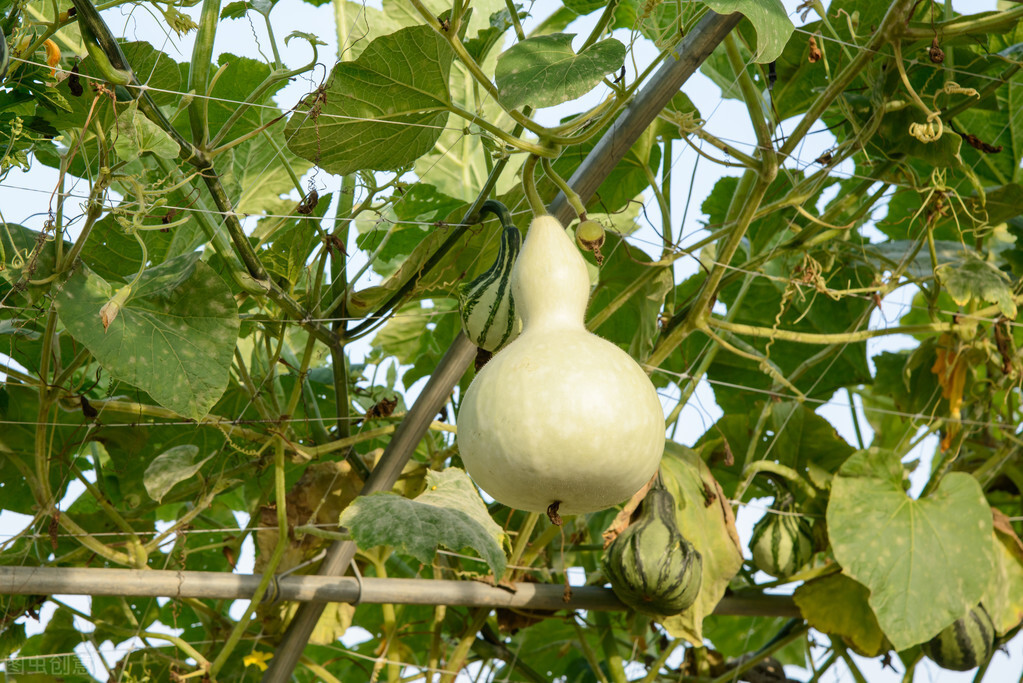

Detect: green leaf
495,33,625,110
936,252,1017,317
827,448,995,650
56,255,240,420
793,573,889,657
703,0,793,63
113,104,180,161
285,25,454,175
143,445,215,502
660,443,744,644
340,468,508,577
220,1,248,18
464,8,516,63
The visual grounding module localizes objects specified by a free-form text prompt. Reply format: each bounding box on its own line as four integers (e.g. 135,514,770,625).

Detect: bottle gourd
456,214,665,515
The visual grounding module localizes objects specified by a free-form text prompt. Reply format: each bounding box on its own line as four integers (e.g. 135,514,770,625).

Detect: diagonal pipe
264,10,741,681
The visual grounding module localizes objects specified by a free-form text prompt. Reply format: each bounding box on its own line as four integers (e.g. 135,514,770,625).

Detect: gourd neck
512,215,591,331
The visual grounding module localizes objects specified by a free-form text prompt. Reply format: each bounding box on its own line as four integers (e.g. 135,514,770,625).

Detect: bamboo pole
0,566,799,617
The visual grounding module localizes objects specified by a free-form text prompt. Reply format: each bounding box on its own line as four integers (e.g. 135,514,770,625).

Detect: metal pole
0,566,799,617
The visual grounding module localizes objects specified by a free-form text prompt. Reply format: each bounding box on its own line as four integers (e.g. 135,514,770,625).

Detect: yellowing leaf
982,509,1023,635
794,573,889,657
936,252,1017,318
659,443,744,644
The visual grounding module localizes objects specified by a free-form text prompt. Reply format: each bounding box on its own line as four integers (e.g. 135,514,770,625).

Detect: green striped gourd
922,604,995,671
458,201,522,352
602,487,702,616
749,498,814,578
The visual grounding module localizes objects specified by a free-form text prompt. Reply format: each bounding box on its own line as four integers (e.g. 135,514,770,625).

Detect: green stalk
573,621,611,683
209,438,289,676
724,33,775,158
709,317,953,345
186,0,221,145
541,156,586,219
522,155,545,216
439,608,491,683
594,610,628,683
648,170,773,368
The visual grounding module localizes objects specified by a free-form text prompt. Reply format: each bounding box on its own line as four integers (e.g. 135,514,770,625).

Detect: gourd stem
540,156,586,220
477,199,515,229
521,154,546,216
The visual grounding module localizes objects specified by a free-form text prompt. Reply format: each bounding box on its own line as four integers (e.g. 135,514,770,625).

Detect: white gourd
456,214,665,515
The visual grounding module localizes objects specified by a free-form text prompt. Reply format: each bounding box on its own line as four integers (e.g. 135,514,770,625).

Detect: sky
1,0,1020,680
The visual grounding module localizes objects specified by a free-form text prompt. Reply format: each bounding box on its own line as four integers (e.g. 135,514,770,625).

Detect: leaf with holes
827,448,994,650
936,252,1017,318
495,33,625,110
56,254,239,420
340,468,507,577
284,25,454,175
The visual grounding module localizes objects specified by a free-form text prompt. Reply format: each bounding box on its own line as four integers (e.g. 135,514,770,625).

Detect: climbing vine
2,0,1023,680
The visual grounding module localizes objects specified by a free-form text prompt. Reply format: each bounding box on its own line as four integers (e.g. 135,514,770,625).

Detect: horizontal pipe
0,566,798,617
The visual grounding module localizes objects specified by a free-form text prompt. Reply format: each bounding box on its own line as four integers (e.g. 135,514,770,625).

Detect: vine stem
522,154,546,216
540,156,586,220
439,608,491,683
737,460,817,501
573,620,612,683
708,317,953,345
648,170,774,369
209,438,289,676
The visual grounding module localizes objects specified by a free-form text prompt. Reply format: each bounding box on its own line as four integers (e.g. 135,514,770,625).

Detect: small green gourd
602,487,702,616
749,496,814,578
457,200,522,352
922,604,996,671
575,219,605,265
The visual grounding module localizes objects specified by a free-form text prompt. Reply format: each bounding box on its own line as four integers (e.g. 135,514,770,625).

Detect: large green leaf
56,254,240,420
285,25,454,175
495,33,625,109
340,468,508,577
827,448,995,650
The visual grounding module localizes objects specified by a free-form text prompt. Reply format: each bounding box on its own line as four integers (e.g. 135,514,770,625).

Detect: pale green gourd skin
456,215,665,515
